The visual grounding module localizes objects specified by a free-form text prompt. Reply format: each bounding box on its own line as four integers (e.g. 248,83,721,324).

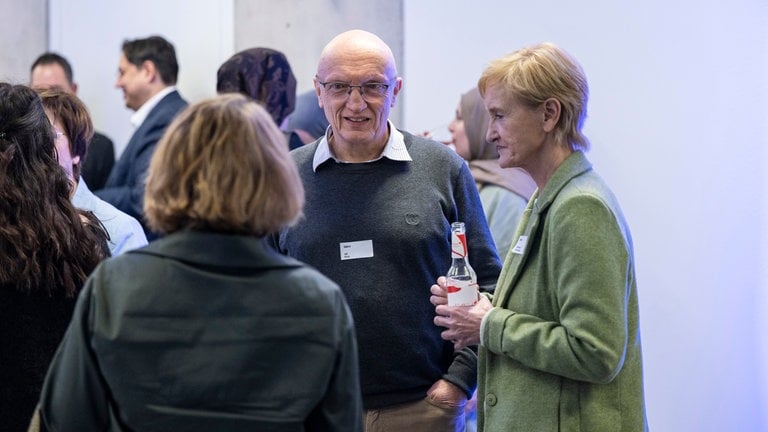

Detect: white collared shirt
312,120,412,171
130,86,177,128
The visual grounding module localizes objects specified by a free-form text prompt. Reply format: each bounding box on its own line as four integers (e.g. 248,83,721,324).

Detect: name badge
511,235,528,255
340,240,374,260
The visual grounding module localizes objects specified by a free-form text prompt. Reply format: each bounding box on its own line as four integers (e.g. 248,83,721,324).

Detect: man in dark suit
96,35,188,240
30,52,116,190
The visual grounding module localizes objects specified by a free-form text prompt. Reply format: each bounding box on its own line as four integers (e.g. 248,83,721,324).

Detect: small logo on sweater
405,213,419,225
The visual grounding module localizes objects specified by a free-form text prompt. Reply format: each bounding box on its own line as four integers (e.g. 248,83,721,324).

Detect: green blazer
478,151,648,431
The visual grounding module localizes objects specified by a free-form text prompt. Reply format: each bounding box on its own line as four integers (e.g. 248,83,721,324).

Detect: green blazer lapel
492,151,593,307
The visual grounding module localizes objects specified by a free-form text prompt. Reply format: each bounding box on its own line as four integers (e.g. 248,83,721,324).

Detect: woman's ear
542,98,561,133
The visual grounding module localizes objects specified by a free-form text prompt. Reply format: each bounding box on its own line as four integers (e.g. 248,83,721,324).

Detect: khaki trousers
364,398,465,432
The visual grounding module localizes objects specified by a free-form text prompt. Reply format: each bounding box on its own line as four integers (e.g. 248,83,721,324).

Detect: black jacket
38,230,362,431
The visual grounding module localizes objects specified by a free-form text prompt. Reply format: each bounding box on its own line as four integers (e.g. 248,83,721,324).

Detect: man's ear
390,77,403,108
542,98,561,133
141,60,158,83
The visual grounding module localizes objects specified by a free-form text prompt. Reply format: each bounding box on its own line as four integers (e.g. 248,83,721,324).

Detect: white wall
403,2,767,431
48,0,234,156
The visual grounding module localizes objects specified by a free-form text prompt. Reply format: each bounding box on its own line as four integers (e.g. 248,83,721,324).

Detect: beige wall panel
0,0,47,84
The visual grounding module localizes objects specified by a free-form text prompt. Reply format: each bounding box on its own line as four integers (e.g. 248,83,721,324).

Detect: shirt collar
312,120,411,171
130,86,176,128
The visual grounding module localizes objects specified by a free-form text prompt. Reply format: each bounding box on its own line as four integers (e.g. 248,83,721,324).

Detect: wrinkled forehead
317,42,397,81
481,82,509,106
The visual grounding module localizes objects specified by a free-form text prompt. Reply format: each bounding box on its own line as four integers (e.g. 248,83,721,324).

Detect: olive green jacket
478,151,648,431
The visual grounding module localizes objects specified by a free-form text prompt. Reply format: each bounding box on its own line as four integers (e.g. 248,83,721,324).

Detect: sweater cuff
443,347,478,398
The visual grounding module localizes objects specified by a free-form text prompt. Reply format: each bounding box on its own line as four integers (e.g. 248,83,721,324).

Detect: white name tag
340,240,374,260
511,235,528,255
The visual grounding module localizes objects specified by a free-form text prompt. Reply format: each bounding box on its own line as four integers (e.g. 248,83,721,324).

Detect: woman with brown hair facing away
0,83,109,431
37,93,362,431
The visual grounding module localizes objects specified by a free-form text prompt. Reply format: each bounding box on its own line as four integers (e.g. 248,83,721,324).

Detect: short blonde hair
478,42,590,151
144,93,304,235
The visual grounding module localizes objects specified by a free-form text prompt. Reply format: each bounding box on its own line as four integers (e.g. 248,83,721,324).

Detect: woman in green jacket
431,43,648,431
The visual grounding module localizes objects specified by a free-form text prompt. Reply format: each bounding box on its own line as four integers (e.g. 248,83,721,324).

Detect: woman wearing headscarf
217,47,304,149
448,87,537,257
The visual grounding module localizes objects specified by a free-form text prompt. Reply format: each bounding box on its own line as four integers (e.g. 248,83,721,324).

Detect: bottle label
451,232,467,259
446,277,479,306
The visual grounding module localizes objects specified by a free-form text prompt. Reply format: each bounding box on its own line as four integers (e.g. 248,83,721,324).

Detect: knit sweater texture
271,131,502,408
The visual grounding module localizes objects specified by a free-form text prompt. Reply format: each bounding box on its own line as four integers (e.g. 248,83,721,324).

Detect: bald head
313,29,403,161
317,29,397,79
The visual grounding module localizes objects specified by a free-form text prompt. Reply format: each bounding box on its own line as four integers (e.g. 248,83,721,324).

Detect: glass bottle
446,222,478,306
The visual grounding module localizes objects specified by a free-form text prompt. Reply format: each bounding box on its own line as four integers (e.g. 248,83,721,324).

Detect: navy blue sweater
271,131,501,408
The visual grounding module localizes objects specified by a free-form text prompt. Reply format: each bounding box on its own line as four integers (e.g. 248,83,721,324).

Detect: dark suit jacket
81,131,115,191
96,90,187,240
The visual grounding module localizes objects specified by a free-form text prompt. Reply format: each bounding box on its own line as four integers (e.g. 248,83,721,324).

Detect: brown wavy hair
144,93,304,236
37,88,94,181
0,83,108,297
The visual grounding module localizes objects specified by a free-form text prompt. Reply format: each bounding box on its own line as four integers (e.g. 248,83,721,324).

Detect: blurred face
448,102,470,160
30,63,75,93
115,53,151,111
315,51,401,152
45,112,79,188
484,83,546,170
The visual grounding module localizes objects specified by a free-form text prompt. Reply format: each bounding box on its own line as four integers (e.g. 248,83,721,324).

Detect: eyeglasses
317,79,393,100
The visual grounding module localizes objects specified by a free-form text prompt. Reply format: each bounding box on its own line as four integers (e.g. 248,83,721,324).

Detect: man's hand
426,379,467,409
431,277,492,350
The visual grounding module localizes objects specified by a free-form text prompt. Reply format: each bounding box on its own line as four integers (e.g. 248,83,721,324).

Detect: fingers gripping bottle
446,222,479,306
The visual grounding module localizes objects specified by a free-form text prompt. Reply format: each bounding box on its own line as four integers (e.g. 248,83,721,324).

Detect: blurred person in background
39,88,148,255
30,52,116,190
217,47,304,150
96,35,188,240
282,89,330,145
448,87,536,257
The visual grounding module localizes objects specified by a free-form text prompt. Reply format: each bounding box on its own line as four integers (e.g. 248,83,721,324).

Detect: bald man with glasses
269,29,502,432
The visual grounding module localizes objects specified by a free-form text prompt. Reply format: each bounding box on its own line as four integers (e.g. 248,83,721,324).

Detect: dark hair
38,89,94,180
30,52,75,85
122,35,179,85
0,83,108,297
